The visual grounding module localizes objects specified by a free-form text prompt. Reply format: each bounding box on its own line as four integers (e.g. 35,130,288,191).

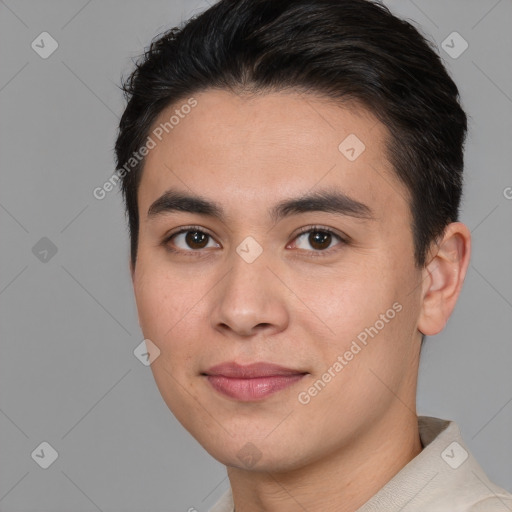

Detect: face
131,89,424,472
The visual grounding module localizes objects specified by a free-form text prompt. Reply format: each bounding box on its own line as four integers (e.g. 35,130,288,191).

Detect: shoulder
358,417,512,512
468,494,512,511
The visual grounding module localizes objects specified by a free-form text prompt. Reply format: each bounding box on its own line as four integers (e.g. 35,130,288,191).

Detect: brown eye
185,230,209,249
308,231,332,250
292,227,345,254
165,228,220,252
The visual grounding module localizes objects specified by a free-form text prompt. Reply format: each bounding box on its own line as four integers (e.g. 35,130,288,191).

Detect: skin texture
130,89,471,512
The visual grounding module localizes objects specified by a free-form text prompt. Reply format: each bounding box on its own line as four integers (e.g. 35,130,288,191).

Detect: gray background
0,0,511,510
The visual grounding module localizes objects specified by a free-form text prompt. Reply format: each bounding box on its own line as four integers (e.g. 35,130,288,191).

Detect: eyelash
162,224,348,259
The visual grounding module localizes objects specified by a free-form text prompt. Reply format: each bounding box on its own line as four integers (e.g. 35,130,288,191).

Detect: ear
417,222,471,336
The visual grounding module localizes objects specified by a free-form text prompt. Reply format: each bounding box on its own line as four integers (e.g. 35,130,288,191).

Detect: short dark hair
115,0,467,270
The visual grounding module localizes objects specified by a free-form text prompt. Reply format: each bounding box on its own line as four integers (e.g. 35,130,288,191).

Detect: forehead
138,89,408,223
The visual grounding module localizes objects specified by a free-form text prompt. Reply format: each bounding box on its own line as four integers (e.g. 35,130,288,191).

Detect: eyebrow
146,187,375,224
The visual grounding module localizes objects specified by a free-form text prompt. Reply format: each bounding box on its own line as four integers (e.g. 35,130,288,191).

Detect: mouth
202,361,309,401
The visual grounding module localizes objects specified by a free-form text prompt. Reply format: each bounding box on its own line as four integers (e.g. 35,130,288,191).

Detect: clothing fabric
208,416,512,512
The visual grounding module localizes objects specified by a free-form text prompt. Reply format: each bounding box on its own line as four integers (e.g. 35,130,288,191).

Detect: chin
202,438,309,474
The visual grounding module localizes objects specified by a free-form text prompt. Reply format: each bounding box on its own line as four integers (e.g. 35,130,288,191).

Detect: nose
210,249,289,338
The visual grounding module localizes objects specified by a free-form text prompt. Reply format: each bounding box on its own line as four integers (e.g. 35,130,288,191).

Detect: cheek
132,261,209,371
133,264,183,340
307,262,392,332
308,252,418,366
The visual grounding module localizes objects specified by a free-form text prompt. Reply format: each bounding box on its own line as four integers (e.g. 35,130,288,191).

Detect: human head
115,0,467,271
113,0,471,480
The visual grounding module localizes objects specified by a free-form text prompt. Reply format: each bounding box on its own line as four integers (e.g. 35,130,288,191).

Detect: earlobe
417,222,471,336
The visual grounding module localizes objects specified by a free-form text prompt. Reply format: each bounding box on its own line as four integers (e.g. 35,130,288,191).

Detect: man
114,0,512,510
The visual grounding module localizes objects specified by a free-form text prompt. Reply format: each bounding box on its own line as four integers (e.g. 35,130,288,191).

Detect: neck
228,410,422,512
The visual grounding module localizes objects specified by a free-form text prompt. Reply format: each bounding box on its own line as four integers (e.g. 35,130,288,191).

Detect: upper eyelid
165,225,217,243
294,225,346,240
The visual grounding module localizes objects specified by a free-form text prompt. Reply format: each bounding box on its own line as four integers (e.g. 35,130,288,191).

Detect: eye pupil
309,231,331,250
186,230,208,249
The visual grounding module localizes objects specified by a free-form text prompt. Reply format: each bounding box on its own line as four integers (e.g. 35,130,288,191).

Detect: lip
204,361,306,378
203,362,308,401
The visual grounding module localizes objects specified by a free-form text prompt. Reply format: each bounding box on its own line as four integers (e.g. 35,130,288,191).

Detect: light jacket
209,416,512,512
